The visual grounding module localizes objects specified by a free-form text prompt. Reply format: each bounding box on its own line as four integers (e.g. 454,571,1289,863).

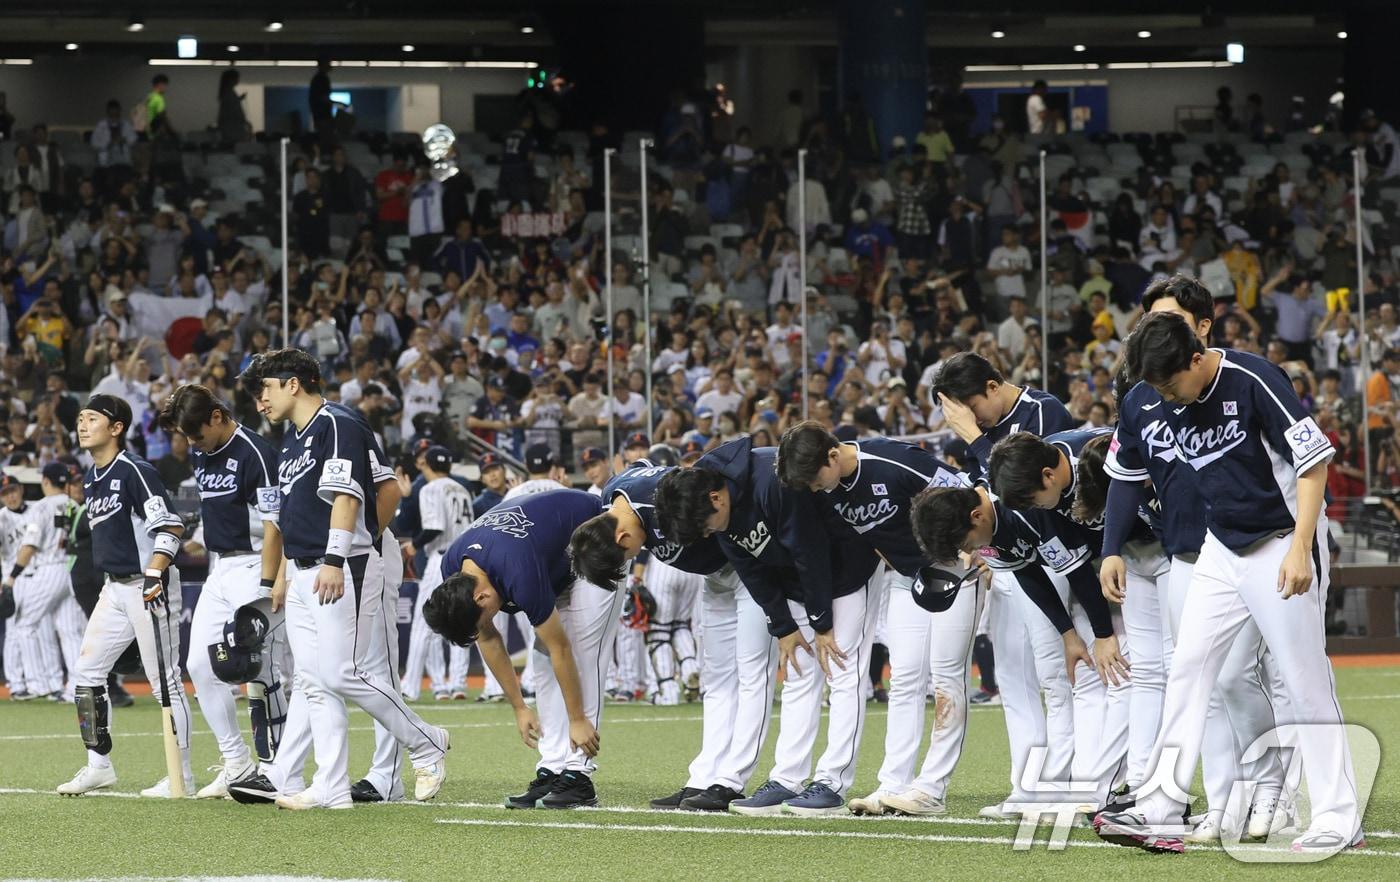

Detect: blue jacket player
424,489,618,810
775,421,979,817
242,348,449,810
156,384,285,798
654,437,884,817
1095,311,1362,854
569,459,757,813
57,394,193,799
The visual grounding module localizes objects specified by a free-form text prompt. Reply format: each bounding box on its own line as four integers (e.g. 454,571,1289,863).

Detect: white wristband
152,531,180,561
326,528,353,559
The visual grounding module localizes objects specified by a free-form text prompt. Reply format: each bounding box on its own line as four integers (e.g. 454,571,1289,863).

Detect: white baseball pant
284,553,446,806
401,549,450,700
531,578,626,775
878,568,982,800
74,571,192,780
683,569,777,791
644,557,703,705
56,590,87,701
768,565,885,798
607,619,650,697
1120,539,1173,792
362,536,407,800
1138,525,1360,838
1165,554,1284,821
11,562,71,696
186,553,279,769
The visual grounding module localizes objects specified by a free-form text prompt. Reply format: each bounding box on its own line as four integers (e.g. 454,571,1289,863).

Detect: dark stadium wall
837,0,927,157
1343,9,1400,129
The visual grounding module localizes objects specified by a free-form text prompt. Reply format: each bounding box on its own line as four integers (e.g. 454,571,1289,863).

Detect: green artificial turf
2,666,1398,881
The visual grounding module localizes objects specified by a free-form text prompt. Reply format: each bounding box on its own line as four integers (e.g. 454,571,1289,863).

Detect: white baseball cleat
979,802,1018,821
274,790,350,810
881,788,948,817
1246,795,1296,839
413,725,451,801
1186,810,1225,843
847,789,895,816
140,775,195,798
56,764,117,796
196,757,256,800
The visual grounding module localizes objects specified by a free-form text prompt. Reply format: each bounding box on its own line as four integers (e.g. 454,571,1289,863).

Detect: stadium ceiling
0,3,1356,56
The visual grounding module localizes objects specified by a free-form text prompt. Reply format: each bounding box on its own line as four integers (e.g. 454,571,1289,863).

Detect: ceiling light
1137,30,1152,38
265,19,284,32
1073,44,1086,52
402,44,415,52
521,25,535,34
126,16,145,33
1226,42,1244,63
1337,31,1348,39
991,30,1005,39
177,36,197,59
227,45,240,53
64,43,79,51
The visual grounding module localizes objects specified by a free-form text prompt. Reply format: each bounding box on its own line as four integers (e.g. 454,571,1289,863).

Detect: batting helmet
646,444,680,467
208,597,284,684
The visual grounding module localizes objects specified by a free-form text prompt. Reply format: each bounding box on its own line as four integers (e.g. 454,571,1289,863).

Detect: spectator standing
1026,80,1049,135
375,151,413,236
292,168,331,258
216,70,248,145
987,225,1031,305
407,163,445,267
321,147,370,240
1263,266,1326,366
309,59,335,150
145,74,172,138
499,112,536,204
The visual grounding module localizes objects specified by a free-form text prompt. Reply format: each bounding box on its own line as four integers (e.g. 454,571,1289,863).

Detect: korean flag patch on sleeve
1285,416,1331,464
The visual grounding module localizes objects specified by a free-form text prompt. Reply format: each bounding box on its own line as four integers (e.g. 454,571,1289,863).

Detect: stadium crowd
0,72,1396,524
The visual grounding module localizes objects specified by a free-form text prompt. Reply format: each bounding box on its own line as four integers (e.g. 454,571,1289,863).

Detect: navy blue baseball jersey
84,451,183,576
439,489,603,626
1038,427,1116,528
391,474,426,539
603,461,729,576
1103,380,1208,556
472,488,505,518
695,437,880,636
967,386,1075,479
1155,349,1334,550
277,401,392,560
816,438,969,578
191,424,280,554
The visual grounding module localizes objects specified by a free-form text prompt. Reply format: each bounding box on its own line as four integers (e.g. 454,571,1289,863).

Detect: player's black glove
634,583,658,621
0,585,14,619
142,569,170,611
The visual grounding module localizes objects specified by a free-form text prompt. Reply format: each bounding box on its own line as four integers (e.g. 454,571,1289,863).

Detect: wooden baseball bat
149,607,184,798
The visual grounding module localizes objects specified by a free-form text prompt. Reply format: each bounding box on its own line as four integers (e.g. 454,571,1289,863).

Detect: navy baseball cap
623,432,650,450
679,439,705,461
83,393,133,436
0,475,21,493
525,443,557,472
478,453,505,472
41,462,72,486
580,447,607,466
695,406,714,419
423,446,454,471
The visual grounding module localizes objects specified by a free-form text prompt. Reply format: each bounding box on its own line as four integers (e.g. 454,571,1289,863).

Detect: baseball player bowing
56,394,194,798
1096,312,1362,855
654,437,883,817
3,465,75,703
423,489,622,809
1099,276,1288,844
932,352,1078,819
775,421,977,818
243,349,449,810
569,458,761,813
156,384,285,799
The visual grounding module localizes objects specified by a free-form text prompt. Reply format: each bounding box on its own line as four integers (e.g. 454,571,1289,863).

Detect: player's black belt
105,572,141,582
292,552,370,569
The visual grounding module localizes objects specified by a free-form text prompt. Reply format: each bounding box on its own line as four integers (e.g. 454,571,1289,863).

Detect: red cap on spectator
623,432,650,450
580,447,607,466
680,440,705,460
478,453,504,472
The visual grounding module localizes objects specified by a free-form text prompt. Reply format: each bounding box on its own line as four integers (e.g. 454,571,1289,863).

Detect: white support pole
280,137,290,347
798,148,809,420
604,147,616,458
1038,149,1049,391
1355,147,1373,492
639,137,654,439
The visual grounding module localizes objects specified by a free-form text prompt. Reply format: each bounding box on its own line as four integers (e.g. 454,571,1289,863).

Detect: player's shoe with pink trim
1291,829,1365,854
1095,810,1185,854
